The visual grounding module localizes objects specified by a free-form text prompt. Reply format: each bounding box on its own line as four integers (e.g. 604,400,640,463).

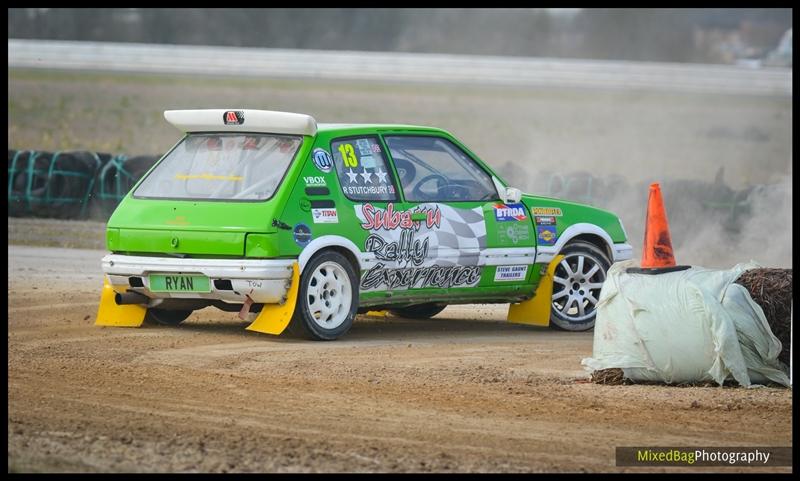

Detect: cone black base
626,265,691,275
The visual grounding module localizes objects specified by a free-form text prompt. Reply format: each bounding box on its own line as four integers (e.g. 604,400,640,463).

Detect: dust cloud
500,161,792,269
485,89,792,269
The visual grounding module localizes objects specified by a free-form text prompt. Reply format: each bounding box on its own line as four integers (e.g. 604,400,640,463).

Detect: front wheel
289,251,358,341
549,241,611,331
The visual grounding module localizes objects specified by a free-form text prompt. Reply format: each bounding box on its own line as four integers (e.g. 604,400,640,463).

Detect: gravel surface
7,246,793,472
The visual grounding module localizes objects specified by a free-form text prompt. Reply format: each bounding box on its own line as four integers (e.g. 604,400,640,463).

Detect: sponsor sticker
498,223,530,245
494,265,528,282
311,208,339,224
360,155,376,169
343,184,395,196
535,216,556,226
356,138,373,156
358,203,441,231
532,207,563,216
223,110,244,125
537,225,557,246
312,148,333,173
494,203,527,222
293,223,312,247
353,203,487,291
303,176,326,186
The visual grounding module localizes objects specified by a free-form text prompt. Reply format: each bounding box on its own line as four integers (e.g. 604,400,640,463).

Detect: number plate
149,274,210,293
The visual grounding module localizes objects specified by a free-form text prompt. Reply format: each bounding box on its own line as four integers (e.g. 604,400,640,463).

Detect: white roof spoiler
164,109,317,136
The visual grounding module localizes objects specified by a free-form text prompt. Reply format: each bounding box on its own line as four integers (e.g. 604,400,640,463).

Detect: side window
384,136,498,202
331,136,398,201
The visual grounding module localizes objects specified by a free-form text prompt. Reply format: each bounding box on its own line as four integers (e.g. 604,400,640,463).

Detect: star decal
374,168,388,184
346,168,359,183
359,167,372,184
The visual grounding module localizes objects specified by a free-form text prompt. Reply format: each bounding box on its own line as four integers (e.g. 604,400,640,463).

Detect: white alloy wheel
550,241,611,331
305,261,353,330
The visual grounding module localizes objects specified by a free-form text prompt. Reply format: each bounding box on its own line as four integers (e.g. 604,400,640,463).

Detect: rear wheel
549,241,611,331
389,303,446,319
144,308,193,326
289,251,358,341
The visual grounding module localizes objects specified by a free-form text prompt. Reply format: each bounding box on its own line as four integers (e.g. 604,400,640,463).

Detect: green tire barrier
89,155,157,219
8,149,158,221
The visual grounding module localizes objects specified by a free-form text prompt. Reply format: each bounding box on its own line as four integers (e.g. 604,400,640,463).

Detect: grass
8,217,107,250
8,67,791,189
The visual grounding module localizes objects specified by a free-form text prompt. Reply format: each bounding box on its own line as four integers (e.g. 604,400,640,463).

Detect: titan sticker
534,216,556,225
494,265,528,282
311,208,339,224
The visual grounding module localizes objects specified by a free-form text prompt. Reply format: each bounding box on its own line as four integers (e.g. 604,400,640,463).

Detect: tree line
8,8,792,64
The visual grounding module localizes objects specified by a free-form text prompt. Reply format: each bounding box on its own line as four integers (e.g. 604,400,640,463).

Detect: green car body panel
102,109,632,335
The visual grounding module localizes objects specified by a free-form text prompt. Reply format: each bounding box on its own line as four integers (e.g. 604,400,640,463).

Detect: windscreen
134,133,302,201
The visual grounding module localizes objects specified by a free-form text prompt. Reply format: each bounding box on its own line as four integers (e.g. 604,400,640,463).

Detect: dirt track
7,246,793,472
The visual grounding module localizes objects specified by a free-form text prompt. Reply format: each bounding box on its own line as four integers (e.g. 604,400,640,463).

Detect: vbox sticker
304,176,327,186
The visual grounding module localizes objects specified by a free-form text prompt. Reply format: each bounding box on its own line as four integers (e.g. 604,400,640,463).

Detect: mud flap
245,262,300,336
95,277,147,327
507,255,565,327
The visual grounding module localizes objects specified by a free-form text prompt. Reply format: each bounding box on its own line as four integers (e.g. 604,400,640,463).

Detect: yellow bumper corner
246,262,300,336
507,255,564,327
95,277,147,327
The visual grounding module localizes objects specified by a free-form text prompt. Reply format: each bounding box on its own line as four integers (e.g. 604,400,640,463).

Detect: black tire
549,240,611,332
389,303,446,319
289,251,358,341
144,309,193,326
89,155,159,220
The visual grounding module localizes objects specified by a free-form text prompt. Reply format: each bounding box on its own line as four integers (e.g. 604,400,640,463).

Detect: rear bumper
101,253,295,304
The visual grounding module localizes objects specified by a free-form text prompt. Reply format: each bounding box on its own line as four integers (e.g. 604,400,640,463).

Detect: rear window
134,133,302,201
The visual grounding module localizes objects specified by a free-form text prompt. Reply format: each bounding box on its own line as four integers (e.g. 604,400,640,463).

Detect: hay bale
591,368,625,385
734,268,792,366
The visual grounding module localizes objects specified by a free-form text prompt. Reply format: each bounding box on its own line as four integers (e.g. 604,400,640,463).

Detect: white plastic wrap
582,260,790,387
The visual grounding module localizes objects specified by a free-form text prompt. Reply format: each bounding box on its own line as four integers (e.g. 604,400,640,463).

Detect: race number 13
338,144,358,167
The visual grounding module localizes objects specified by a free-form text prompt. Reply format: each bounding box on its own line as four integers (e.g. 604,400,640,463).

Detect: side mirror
492,176,522,204
504,187,522,204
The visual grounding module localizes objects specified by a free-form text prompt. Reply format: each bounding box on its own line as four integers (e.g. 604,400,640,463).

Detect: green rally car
98,109,632,340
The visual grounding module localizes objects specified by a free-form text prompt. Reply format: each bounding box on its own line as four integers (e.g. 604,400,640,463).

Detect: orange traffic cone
628,183,690,274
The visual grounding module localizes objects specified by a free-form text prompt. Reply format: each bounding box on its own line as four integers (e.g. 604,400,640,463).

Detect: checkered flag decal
354,203,485,268
421,203,485,267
